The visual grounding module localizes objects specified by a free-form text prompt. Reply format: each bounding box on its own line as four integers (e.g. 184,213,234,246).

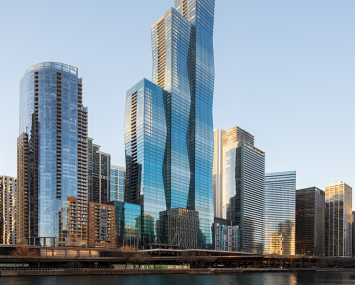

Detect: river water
1,272,355,285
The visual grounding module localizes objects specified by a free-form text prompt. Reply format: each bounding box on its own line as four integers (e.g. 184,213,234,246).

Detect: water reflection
1,272,355,285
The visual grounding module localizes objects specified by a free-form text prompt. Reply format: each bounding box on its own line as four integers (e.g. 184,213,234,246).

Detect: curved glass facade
264,171,296,255
124,79,167,246
18,62,87,246
125,0,215,248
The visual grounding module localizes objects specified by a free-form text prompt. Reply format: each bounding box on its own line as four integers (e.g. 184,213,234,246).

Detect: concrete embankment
1,268,352,277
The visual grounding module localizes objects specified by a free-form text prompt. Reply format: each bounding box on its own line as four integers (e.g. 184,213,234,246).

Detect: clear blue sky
1,1,354,206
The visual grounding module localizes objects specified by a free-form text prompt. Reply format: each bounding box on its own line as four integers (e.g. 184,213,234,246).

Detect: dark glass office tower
17,62,88,246
125,0,215,248
296,187,325,256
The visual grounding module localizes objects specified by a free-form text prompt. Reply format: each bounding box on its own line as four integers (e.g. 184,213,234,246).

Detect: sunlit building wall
296,187,325,256
325,182,352,257
110,165,125,202
264,171,296,255
17,62,88,247
222,126,265,254
0,176,17,244
213,129,223,218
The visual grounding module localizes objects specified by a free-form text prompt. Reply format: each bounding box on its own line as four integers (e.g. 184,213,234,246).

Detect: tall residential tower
124,0,215,248
17,62,88,246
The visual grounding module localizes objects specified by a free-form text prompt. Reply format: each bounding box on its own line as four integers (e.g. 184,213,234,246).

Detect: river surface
1,272,355,285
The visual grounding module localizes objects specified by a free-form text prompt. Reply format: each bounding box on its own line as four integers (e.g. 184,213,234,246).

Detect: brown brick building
87,202,115,249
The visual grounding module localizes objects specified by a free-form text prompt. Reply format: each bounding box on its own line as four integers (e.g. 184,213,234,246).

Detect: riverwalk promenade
0,268,353,277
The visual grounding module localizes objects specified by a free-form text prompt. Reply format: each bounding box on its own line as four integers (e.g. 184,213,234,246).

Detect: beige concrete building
0,176,17,244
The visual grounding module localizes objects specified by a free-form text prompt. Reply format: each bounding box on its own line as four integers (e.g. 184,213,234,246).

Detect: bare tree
181,250,197,267
118,246,136,269
11,245,37,258
196,252,209,268
10,245,38,267
132,251,150,268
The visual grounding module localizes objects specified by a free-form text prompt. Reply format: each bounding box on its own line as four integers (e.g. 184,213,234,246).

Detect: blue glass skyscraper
125,0,215,248
17,62,88,246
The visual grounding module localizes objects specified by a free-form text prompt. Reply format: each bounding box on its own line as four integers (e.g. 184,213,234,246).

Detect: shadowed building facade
17,62,88,246
158,208,199,249
124,0,215,248
87,138,111,204
296,187,325,256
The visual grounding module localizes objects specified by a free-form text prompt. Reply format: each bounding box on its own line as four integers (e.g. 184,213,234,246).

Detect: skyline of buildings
0,0,352,257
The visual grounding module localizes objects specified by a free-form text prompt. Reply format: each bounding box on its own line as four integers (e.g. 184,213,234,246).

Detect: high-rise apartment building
87,138,111,204
296,187,325,256
264,171,296,255
124,0,215,248
217,126,264,253
110,165,125,202
0,176,17,244
17,62,88,246
325,182,352,257
353,211,355,257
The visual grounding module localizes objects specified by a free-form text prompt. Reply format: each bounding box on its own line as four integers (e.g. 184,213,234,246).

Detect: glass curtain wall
296,187,325,256
110,165,125,202
264,171,296,255
18,62,87,246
